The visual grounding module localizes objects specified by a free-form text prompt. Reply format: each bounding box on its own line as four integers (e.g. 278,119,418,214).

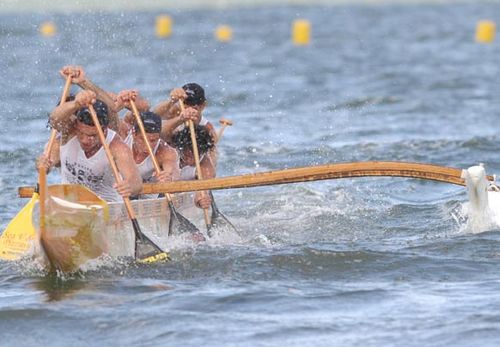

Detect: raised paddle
129,100,202,238
87,104,168,263
0,75,72,261
179,100,212,231
216,118,233,144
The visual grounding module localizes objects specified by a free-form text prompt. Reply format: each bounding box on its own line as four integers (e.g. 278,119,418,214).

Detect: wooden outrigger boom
18,161,495,198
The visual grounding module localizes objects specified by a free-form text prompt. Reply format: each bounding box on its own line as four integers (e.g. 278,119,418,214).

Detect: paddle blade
0,194,38,260
207,192,238,238
167,201,204,239
132,219,169,263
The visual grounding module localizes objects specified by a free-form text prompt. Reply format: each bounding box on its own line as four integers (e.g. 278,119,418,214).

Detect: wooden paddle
87,104,168,263
207,119,238,236
129,100,202,238
0,75,72,261
39,75,73,264
18,162,492,198
179,100,211,231
216,118,233,144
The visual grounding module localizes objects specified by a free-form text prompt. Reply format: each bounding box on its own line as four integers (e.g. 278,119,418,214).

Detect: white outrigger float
1,161,498,273
461,164,500,230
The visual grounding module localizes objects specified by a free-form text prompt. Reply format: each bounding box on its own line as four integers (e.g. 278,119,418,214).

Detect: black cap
182,83,206,106
134,111,162,134
76,99,109,127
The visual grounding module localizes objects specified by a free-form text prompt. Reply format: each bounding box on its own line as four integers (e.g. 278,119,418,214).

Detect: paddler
114,89,180,189
58,65,120,132
39,89,142,202
172,124,216,210
153,83,218,163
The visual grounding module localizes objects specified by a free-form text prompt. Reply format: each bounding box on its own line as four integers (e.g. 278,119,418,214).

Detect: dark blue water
2,3,500,346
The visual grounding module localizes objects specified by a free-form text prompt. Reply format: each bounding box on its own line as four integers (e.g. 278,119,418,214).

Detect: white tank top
180,165,197,181
179,153,206,181
124,131,159,183
60,129,121,202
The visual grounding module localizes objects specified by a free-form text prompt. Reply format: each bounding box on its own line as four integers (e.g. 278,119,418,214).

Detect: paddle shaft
86,106,167,262
179,100,211,227
216,119,232,144
130,100,174,202
87,105,139,227
38,75,72,236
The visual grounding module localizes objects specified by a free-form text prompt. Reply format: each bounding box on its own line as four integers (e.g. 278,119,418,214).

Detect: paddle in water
0,75,72,262
207,191,238,237
180,99,239,236
206,119,239,237
129,99,203,240
87,104,168,263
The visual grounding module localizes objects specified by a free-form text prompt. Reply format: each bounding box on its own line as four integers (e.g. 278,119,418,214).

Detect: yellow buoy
292,19,311,45
39,21,56,37
215,25,233,42
156,15,172,38
475,20,495,43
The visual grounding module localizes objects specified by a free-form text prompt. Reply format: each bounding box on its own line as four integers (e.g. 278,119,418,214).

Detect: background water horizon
2,0,499,13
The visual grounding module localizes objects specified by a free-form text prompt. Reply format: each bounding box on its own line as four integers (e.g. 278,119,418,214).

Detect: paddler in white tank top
37,65,122,178
153,83,218,165
113,89,180,191
172,124,216,210
116,90,179,183
40,89,142,202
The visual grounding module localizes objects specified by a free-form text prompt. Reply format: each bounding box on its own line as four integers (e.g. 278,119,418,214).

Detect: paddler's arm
36,140,61,173
193,154,216,209
160,107,201,144
36,132,62,173
49,90,96,139
109,138,143,197
205,122,218,166
112,89,152,139
60,65,120,132
119,90,151,127
199,154,216,180
154,142,180,183
153,87,188,120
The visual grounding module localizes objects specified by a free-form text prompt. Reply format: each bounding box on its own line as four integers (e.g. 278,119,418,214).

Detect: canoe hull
34,185,205,272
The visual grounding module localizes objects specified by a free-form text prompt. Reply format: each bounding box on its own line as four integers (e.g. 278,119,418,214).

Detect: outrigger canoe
2,161,498,273
0,184,206,273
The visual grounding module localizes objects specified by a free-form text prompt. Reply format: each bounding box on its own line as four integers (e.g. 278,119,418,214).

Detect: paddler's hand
114,181,132,198
36,154,52,173
60,65,86,84
154,169,174,183
194,191,211,209
116,89,138,110
179,107,201,125
74,90,97,109
170,88,187,103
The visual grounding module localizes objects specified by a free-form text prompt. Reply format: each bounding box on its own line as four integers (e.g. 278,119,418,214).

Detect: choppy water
2,3,500,346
